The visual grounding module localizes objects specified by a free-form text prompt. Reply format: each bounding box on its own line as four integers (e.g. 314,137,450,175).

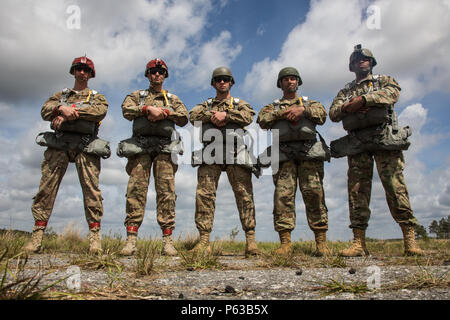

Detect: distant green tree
438,216,449,239
429,216,450,239
415,224,428,240
429,220,439,238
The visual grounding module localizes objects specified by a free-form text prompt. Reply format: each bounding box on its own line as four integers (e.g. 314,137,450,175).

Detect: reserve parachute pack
271,97,317,141
330,75,412,158
36,88,111,159
191,97,260,177
117,89,183,158
257,97,330,168
258,133,331,169
55,88,99,135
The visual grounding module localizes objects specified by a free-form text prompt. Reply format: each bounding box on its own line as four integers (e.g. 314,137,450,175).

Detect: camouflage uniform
31,88,108,232
189,97,256,233
121,88,188,234
257,97,329,233
329,74,419,230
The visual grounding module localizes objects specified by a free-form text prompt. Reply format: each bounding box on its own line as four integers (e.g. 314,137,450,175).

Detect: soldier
25,56,109,254
189,67,260,257
118,58,188,256
329,44,424,256
257,67,331,256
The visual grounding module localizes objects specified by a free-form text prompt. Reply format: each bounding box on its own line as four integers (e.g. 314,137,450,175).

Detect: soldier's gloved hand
58,105,79,121
51,115,66,130
343,96,365,113
284,105,305,122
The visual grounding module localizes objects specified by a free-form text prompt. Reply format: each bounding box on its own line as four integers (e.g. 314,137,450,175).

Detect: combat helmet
277,67,302,88
70,56,95,78
211,66,235,85
349,44,377,72
145,58,169,78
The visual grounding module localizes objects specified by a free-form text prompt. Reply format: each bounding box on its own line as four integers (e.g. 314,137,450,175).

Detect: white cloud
243,0,450,105
0,0,242,103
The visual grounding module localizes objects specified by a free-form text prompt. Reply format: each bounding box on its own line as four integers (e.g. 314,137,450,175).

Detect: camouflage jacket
41,87,108,123
189,96,255,127
257,96,327,130
121,87,188,127
329,74,401,122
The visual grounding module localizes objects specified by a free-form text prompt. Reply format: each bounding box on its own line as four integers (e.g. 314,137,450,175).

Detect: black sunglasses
74,65,91,73
214,76,232,83
149,68,167,75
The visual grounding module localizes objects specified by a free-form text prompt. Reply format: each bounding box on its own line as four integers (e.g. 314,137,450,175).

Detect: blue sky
0,0,449,242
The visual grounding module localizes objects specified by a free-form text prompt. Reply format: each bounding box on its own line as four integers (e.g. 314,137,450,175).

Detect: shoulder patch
62,88,71,94
302,96,308,101
91,90,98,95
166,92,173,99
233,98,240,104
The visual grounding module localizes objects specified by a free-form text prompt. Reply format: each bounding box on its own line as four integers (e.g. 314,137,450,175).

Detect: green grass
0,228,449,300
1,228,449,268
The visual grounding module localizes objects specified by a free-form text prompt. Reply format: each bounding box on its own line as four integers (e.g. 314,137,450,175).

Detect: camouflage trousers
347,150,418,230
195,164,256,233
272,159,328,233
125,153,178,233
31,148,103,231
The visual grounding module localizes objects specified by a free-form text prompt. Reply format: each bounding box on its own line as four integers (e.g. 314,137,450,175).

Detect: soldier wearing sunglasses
189,67,260,257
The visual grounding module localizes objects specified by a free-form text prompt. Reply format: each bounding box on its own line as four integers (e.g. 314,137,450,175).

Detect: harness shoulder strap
60,88,71,103
206,98,213,110
139,89,149,106
273,99,281,111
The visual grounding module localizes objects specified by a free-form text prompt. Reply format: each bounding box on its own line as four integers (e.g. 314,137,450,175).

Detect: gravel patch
4,253,449,300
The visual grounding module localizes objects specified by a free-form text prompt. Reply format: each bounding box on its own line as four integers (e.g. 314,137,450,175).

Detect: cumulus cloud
243,0,450,105
0,0,242,104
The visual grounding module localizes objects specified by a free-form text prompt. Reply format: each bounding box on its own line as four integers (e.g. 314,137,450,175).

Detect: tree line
415,215,450,239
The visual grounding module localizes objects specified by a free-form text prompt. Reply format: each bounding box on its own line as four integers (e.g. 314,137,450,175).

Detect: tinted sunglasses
149,68,167,75
214,76,232,83
74,65,92,73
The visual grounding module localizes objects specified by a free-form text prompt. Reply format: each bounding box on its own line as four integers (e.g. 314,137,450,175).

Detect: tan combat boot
162,230,178,256
339,228,369,257
88,229,103,254
24,229,44,253
190,231,211,254
401,224,425,256
275,230,292,255
245,230,260,257
120,234,137,256
313,230,331,256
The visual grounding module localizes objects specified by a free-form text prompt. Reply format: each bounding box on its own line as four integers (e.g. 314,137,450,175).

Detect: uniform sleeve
329,89,347,122
189,102,212,125
167,95,188,127
257,104,284,129
121,92,144,121
226,101,255,127
41,91,62,121
303,100,327,125
362,76,401,107
76,93,108,122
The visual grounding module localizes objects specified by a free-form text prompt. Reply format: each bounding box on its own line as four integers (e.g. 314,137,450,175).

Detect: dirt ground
14,252,449,301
